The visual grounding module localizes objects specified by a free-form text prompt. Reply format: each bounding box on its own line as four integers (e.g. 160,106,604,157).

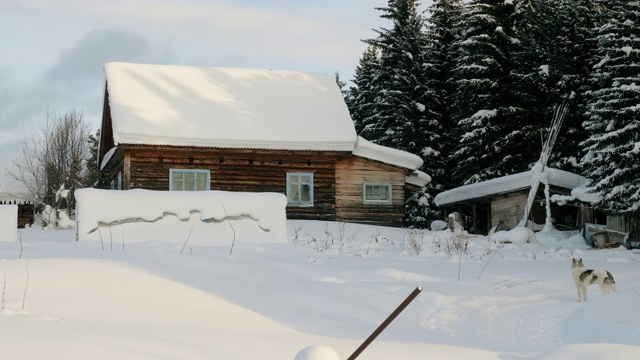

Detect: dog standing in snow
571,258,617,302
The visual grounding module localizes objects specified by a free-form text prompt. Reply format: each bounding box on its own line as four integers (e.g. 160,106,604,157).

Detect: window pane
365,184,390,203
287,173,313,205
289,183,299,202
301,184,310,202
196,172,207,191
184,172,195,191
171,170,210,191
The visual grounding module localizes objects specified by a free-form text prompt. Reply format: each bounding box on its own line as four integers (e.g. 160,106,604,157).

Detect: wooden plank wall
607,213,640,244
491,189,578,230
335,157,406,226
491,193,529,230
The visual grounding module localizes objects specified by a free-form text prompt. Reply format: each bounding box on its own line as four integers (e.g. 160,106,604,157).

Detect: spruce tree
357,0,438,227
450,0,518,185
348,46,382,134
407,0,464,225
547,0,600,172
494,0,555,176
580,0,640,213
85,129,110,189
360,0,430,155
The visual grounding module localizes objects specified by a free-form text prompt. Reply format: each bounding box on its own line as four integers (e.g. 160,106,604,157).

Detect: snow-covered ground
1,220,639,359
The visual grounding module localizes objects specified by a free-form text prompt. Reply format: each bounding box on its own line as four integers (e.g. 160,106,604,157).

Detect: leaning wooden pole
521,100,569,227
347,286,423,360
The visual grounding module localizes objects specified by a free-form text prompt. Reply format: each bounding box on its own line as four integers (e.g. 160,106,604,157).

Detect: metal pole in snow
347,285,423,360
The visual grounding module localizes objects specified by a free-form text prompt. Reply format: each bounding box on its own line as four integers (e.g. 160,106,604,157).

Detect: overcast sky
0,0,432,191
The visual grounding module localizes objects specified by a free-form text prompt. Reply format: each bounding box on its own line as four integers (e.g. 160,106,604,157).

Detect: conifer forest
343,0,640,228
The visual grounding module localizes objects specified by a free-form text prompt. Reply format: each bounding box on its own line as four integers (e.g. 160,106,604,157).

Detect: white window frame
363,183,392,204
286,172,314,206
169,169,210,191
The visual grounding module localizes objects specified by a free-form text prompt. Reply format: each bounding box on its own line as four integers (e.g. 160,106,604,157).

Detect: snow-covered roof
104,62,358,151
571,185,601,203
434,168,589,206
353,137,423,170
406,170,431,188
103,62,426,171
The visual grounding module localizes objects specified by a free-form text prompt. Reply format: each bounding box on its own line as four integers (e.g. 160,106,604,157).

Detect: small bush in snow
366,234,394,255
432,233,470,258
402,229,423,256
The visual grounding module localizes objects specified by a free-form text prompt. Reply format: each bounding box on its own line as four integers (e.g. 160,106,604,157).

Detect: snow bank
75,188,287,244
491,227,535,245
0,205,18,241
295,345,340,360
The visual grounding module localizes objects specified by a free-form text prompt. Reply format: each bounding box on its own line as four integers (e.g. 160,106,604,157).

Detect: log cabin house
98,62,430,227
434,168,589,235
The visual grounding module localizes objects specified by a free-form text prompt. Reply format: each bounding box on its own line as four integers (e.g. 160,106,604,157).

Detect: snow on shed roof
104,62,358,151
434,168,589,206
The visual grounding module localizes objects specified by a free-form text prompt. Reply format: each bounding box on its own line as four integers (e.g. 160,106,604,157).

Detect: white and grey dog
571,258,617,302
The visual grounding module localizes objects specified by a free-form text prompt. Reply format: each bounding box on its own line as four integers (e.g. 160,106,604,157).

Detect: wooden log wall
122,146,341,221
335,157,406,226
101,145,412,226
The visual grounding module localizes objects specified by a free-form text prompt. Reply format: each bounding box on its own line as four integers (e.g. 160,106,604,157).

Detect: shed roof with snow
434,168,589,206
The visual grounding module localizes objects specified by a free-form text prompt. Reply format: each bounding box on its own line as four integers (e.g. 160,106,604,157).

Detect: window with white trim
363,183,392,204
287,172,313,206
170,169,210,191
117,171,122,190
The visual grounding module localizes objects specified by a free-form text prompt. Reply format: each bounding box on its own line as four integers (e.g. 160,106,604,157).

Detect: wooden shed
570,186,639,248
434,169,589,234
0,193,35,228
98,62,430,226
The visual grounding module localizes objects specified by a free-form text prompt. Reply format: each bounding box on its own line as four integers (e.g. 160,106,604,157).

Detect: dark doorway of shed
445,202,491,235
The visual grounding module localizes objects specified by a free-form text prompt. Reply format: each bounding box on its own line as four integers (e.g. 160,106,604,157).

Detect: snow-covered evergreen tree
450,0,518,185
502,1,557,175
356,0,440,228
85,129,110,189
347,46,382,134
360,0,430,154
405,0,465,226
546,0,600,172
580,0,640,213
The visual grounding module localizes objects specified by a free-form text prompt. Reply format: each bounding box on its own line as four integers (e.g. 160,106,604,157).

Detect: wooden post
347,286,423,360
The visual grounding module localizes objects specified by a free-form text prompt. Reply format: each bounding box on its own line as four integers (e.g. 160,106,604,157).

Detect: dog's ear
578,259,584,267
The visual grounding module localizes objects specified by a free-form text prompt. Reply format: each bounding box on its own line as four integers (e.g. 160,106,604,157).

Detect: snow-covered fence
75,188,288,245
0,205,18,241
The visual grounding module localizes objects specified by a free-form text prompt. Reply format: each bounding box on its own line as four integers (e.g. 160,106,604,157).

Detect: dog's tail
605,271,618,292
